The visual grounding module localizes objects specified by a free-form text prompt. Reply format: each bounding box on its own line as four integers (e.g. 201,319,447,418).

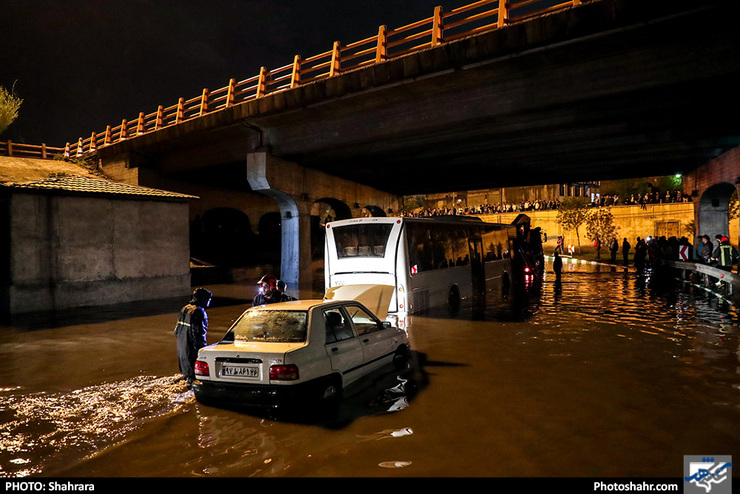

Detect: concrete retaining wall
2,192,191,314
478,202,697,249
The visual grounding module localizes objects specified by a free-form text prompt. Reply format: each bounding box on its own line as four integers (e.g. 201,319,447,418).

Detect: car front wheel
392,345,411,371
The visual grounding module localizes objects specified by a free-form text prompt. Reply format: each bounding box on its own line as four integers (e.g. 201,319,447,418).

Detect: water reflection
0,375,190,477
0,262,738,477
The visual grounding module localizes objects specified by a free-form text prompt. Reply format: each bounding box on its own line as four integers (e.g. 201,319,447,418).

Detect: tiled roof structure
2,175,197,201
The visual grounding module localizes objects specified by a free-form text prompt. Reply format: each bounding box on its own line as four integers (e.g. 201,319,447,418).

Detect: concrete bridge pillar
247,150,312,296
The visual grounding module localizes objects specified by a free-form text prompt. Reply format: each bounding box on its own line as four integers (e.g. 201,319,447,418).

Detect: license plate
221,364,259,378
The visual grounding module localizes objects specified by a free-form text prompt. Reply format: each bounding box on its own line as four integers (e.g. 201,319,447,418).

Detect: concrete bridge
73,0,740,292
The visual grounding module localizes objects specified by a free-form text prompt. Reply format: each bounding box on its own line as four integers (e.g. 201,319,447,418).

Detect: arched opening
257,211,282,265
311,198,352,261
192,208,257,267
697,182,737,242
363,205,387,217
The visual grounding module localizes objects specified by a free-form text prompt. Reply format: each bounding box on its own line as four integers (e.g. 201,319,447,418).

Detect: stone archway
311,198,352,261
696,182,736,241
257,211,283,265
194,208,257,266
363,205,387,217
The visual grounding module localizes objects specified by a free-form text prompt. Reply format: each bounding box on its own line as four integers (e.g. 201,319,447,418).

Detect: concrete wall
3,192,191,314
479,202,696,250
685,146,740,246
100,151,402,231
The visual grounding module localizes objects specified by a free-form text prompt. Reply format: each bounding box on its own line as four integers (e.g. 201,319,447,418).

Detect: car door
323,307,365,385
344,303,395,367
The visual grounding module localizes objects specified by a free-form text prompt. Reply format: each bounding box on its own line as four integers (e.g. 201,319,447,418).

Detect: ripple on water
0,375,192,477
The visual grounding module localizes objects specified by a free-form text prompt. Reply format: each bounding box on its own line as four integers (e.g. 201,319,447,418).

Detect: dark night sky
1,0,474,148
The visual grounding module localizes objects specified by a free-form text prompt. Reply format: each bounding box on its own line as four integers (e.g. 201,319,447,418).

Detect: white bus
324,215,543,325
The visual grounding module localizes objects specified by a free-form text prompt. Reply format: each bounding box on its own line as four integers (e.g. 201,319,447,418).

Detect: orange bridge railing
5,0,595,160
0,140,66,160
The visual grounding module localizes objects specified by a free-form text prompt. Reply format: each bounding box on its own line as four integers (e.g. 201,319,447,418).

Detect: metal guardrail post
227,78,238,105
290,55,302,88
498,0,509,28
432,6,444,47
155,106,164,130
199,88,210,116
376,25,388,63
330,41,342,77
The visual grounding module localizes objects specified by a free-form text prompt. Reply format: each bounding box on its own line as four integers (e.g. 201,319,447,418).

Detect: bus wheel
447,285,461,313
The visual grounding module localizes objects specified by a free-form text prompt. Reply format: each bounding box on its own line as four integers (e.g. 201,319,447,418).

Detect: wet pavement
0,261,738,478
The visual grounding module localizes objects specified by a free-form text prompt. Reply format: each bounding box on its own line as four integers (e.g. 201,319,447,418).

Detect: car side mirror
381,321,391,329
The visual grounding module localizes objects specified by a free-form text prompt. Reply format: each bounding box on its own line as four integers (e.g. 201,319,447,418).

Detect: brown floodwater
0,261,738,478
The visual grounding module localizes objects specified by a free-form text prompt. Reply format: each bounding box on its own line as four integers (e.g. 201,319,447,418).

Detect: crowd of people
402,199,561,217
566,233,739,275
595,189,691,208
402,189,691,217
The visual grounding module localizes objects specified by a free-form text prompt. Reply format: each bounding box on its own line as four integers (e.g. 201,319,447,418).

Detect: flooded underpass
0,260,738,479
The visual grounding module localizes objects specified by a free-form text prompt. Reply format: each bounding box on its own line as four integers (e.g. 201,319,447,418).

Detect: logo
684,456,732,494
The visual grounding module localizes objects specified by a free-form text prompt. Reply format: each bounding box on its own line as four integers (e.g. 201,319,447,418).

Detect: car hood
324,284,395,320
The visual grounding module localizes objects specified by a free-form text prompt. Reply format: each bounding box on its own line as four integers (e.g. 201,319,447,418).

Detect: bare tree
556,196,591,252
586,207,619,248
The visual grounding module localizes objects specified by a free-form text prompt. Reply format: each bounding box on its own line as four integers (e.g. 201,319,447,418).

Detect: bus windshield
332,223,393,258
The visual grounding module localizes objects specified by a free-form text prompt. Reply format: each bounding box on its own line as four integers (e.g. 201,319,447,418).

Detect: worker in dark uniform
276,279,297,301
553,251,563,282
175,287,212,387
253,274,279,306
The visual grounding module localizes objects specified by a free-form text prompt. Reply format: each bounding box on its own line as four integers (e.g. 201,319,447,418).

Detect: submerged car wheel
393,345,411,371
318,376,342,404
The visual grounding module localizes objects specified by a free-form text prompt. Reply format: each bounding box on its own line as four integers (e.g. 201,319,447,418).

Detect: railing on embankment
0,140,66,160
0,0,597,160
666,261,740,305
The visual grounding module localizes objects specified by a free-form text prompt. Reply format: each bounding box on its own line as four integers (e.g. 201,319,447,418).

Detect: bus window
482,227,514,261
407,223,473,274
333,223,393,259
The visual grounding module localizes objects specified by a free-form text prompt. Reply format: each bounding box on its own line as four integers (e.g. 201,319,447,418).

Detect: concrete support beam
247,151,312,296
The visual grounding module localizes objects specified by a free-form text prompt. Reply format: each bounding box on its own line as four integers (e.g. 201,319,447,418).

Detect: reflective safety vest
719,244,736,267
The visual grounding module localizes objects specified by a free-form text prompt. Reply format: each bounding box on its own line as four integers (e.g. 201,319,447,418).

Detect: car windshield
222,310,308,343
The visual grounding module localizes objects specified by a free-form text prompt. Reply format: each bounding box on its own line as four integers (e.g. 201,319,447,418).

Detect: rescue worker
713,236,738,272
276,280,297,301
553,251,563,282
253,274,279,306
174,287,212,387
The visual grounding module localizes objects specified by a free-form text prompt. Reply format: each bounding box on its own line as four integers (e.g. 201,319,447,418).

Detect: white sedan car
192,285,410,408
